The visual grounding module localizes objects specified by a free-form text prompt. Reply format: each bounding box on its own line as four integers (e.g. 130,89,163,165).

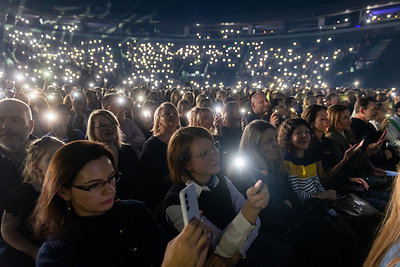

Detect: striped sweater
283,153,325,201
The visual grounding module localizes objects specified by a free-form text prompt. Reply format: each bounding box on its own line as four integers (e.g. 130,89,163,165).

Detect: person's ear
58,187,72,201
32,162,42,174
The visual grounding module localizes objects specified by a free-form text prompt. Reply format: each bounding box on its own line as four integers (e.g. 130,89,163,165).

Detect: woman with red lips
30,141,167,266
87,109,143,201
32,140,212,267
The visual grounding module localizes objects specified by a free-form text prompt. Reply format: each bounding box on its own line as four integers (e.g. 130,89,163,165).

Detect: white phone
179,184,200,226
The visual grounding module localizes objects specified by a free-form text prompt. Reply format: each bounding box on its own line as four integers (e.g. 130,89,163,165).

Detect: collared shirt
386,114,400,148
166,176,260,258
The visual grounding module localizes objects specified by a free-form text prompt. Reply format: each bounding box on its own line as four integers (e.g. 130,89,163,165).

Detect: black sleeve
120,200,168,266
36,240,71,267
3,184,37,217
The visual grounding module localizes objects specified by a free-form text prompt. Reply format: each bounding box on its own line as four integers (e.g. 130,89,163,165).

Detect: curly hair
277,118,311,154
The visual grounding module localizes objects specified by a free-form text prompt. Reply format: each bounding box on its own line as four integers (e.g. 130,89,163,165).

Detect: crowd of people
2,24,380,91
0,76,399,266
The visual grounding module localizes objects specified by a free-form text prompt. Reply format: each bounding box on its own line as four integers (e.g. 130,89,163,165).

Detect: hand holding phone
378,130,387,143
179,184,200,227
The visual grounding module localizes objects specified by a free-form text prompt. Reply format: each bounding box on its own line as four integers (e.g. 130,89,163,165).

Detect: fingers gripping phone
179,184,200,226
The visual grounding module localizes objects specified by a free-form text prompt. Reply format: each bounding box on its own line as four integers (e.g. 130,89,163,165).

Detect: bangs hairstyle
301,104,327,128
152,102,178,135
239,120,283,172
167,126,214,184
188,107,213,127
87,109,124,149
277,118,311,153
22,137,64,184
32,140,115,240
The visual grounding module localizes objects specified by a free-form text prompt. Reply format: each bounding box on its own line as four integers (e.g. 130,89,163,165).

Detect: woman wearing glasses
87,109,143,201
33,140,212,267
164,127,275,266
140,102,180,210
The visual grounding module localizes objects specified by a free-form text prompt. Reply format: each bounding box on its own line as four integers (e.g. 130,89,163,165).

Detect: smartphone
179,184,200,227
378,130,387,143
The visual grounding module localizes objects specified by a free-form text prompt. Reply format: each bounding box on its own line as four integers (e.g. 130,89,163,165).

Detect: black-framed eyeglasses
72,172,121,193
191,141,220,160
94,122,117,129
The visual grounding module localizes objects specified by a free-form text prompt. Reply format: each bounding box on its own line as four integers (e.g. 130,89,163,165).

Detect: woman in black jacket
87,109,143,201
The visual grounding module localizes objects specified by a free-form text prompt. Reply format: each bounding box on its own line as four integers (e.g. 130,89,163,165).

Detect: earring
67,201,72,212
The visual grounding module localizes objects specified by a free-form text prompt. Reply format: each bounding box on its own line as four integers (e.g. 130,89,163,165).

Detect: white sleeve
386,124,400,148
216,178,260,258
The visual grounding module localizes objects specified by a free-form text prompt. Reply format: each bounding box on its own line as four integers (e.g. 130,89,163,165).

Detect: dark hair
223,101,240,127
355,96,376,114
267,98,284,114
277,118,311,153
301,104,327,127
102,93,120,108
326,93,338,103
52,103,84,141
394,102,400,111
327,104,355,143
32,140,115,240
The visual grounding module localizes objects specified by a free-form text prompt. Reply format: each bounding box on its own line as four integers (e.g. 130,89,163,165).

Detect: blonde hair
188,107,213,128
22,137,64,184
152,102,178,135
364,175,400,267
87,109,124,149
239,120,284,175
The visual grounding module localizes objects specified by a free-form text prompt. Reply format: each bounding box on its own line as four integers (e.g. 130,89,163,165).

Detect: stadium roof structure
1,0,400,39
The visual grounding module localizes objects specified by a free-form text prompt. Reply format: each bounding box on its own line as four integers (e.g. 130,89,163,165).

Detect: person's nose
102,181,116,195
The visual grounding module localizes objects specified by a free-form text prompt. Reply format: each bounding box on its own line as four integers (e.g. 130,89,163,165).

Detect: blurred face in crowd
252,94,269,115
361,101,378,121
93,115,118,144
105,97,123,117
0,101,34,152
261,128,280,160
330,95,339,105
316,96,325,106
312,110,330,133
291,125,311,151
60,156,116,217
337,109,352,131
159,105,180,132
141,104,158,131
274,100,286,116
185,138,220,185
37,143,63,178
216,91,227,102
200,112,214,130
